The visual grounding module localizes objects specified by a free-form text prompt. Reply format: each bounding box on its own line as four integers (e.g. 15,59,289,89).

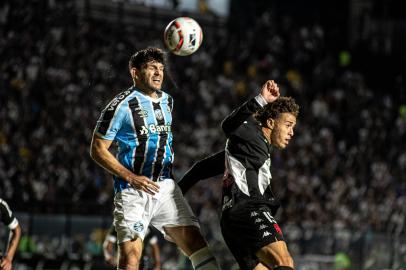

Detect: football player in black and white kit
221,80,298,270
0,199,21,270
178,80,299,270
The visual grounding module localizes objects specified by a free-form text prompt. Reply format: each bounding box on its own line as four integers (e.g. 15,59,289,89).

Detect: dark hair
255,96,299,126
129,47,165,70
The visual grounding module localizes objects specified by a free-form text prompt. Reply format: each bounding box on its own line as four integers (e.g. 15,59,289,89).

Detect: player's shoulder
160,90,174,106
0,198,12,212
158,89,172,99
104,88,135,111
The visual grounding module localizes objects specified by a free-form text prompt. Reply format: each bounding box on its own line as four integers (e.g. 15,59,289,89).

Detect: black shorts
220,203,284,270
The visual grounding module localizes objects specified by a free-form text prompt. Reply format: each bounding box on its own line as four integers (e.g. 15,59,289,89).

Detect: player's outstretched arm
90,134,160,195
178,150,225,194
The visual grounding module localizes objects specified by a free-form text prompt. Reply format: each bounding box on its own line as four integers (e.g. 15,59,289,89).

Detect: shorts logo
133,221,144,232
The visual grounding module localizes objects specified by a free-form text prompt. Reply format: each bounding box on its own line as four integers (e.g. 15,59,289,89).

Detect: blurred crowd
1,0,406,267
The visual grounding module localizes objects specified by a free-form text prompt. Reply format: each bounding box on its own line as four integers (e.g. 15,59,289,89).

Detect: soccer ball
163,17,203,56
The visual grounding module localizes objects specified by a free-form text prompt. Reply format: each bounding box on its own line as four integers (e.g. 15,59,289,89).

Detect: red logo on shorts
273,224,283,235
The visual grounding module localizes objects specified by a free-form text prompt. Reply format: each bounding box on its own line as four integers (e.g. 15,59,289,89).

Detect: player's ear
130,68,139,80
266,118,274,130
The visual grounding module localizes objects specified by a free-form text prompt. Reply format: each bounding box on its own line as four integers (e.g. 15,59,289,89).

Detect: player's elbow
13,224,22,239
90,140,102,162
221,119,230,136
89,142,97,160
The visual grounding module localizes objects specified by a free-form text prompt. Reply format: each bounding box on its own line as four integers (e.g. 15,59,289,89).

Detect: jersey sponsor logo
107,90,131,111
139,124,171,135
133,221,144,232
154,108,164,121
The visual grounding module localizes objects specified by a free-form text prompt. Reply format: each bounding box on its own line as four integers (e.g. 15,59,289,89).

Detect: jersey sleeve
94,98,129,141
178,150,225,194
221,95,265,137
0,199,19,230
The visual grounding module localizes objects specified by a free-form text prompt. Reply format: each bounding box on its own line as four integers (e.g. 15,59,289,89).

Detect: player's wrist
255,94,268,107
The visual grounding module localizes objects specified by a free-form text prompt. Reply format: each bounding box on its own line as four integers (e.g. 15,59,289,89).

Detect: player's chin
150,85,162,91
276,141,289,149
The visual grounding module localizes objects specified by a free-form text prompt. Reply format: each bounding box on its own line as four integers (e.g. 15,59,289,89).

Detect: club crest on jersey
133,221,144,232
154,109,164,120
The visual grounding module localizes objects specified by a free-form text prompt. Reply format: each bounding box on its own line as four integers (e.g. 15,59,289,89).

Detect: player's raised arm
221,80,280,137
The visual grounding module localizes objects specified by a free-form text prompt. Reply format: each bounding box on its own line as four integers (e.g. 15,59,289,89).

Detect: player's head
255,97,299,149
129,47,166,92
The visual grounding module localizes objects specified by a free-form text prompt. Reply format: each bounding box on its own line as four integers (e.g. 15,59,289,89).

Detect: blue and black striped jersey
94,86,174,193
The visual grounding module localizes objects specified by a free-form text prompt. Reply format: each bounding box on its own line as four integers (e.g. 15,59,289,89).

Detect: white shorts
113,178,200,244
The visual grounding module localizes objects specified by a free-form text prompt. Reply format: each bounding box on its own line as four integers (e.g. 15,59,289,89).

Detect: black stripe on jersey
128,97,148,175
152,102,168,181
152,102,168,180
0,199,15,226
97,89,133,136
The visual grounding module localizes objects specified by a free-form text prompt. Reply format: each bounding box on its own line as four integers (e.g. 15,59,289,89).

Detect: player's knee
274,255,294,268
184,229,207,252
257,241,294,269
271,252,294,268
179,226,207,252
118,245,142,269
118,254,140,269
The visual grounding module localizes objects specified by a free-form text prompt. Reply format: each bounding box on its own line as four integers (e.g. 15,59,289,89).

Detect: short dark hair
129,47,165,70
255,96,299,126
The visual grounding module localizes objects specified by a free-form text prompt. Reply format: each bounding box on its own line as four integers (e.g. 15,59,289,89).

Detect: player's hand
260,80,280,103
0,256,12,270
128,175,160,195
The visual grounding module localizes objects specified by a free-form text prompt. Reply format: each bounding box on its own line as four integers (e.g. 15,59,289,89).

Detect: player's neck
262,127,272,144
136,86,159,99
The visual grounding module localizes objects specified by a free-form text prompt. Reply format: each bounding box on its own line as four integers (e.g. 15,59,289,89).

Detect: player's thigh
255,241,294,268
114,188,151,243
164,225,207,256
118,237,143,265
151,179,201,254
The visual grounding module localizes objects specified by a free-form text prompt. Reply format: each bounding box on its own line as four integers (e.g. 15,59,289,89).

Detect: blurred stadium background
1,0,405,269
